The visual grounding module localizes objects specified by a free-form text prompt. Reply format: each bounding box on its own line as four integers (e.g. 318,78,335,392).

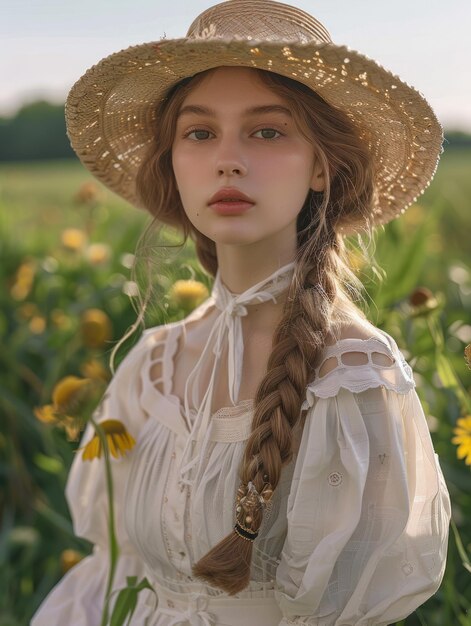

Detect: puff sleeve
31,331,154,625
274,341,451,626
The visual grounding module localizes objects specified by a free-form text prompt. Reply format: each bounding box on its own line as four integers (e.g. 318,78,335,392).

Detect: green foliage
0,154,470,625
109,577,156,626
0,161,200,624
444,130,471,150
0,102,75,162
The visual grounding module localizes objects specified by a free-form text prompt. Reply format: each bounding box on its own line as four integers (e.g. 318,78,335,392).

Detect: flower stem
91,417,120,626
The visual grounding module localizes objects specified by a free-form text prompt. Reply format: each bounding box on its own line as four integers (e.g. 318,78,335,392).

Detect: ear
310,158,325,192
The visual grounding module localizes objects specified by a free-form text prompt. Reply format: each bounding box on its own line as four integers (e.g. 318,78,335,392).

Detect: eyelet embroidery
328,471,343,486
402,562,414,576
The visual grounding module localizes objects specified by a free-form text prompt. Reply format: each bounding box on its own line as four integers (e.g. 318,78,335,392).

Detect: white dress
31,271,451,626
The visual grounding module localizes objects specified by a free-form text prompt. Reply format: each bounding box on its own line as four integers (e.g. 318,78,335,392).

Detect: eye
183,128,213,141
253,128,283,140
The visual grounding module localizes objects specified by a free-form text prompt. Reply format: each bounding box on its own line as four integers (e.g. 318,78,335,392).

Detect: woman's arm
275,381,450,625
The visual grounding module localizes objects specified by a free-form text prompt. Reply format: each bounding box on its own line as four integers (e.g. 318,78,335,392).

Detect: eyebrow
176,104,293,120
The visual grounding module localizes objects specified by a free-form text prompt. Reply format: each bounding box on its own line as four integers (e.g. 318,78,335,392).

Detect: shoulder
317,320,393,374
303,321,415,404
112,297,218,387
135,295,216,353
96,323,182,422
128,315,190,353
112,321,179,377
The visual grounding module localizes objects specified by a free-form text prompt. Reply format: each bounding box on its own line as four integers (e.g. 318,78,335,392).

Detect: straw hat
66,0,443,229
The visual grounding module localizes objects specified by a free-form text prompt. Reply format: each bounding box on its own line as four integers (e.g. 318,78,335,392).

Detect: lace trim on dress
209,400,255,442
302,335,415,406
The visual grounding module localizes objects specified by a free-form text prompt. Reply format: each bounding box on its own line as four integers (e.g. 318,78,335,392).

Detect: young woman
32,1,451,624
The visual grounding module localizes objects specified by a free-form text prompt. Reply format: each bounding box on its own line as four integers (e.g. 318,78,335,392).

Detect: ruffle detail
301,335,416,407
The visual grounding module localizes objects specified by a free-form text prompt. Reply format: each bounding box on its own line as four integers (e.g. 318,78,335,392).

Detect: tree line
0,101,75,162
0,100,470,162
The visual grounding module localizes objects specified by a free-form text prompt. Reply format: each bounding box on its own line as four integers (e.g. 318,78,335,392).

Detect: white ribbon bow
178,262,295,487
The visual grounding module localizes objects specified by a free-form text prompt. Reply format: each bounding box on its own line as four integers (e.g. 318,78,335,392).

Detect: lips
208,187,254,205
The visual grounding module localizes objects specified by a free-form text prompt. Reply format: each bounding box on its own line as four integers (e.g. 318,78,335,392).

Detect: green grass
0,160,147,254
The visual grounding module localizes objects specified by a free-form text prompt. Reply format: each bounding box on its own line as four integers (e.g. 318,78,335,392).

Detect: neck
215,232,297,295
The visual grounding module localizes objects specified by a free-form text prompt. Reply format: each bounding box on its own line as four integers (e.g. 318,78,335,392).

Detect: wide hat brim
66,36,443,232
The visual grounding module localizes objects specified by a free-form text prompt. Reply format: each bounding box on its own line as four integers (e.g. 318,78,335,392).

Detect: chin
201,218,250,235
211,227,260,244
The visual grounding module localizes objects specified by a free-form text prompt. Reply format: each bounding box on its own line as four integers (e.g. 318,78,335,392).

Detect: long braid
245,249,338,480
192,228,340,594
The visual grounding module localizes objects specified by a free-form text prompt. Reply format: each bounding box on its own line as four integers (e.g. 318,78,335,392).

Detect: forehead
181,66,287,107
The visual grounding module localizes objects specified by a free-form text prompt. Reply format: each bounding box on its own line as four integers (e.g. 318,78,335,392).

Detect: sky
2,0,470,131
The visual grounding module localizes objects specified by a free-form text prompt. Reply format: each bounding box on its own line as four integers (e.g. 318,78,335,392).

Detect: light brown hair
134,66,379,594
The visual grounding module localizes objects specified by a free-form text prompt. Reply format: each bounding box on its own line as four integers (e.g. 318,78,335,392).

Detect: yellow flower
10,260,36,300
34,404,58,424
34,404,82,441
80,309,112,349
29,315,46,334
452,416,471,466
85,243,111,265
52,376,91,415
81,419,136,461
80,359,111,382
60,549,84,574
34,376,95,441
74,181,102,205
62,418,82,442
169,279,209,311
61,228,87,251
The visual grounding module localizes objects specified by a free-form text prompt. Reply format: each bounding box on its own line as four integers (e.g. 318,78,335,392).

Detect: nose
217,163,246,176
215,137,248,177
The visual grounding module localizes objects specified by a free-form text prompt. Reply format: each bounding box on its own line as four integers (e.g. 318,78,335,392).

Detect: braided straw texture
65,0,442,230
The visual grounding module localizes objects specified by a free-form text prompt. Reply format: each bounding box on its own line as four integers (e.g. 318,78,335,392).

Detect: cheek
171,160,187,201
171,150,184,182
261,150,314,191
172,149,204,189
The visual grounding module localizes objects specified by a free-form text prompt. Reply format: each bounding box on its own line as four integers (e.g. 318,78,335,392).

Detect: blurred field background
1,102,471,625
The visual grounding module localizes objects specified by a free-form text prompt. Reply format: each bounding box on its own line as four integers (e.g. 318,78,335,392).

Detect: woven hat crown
186,0,332,45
